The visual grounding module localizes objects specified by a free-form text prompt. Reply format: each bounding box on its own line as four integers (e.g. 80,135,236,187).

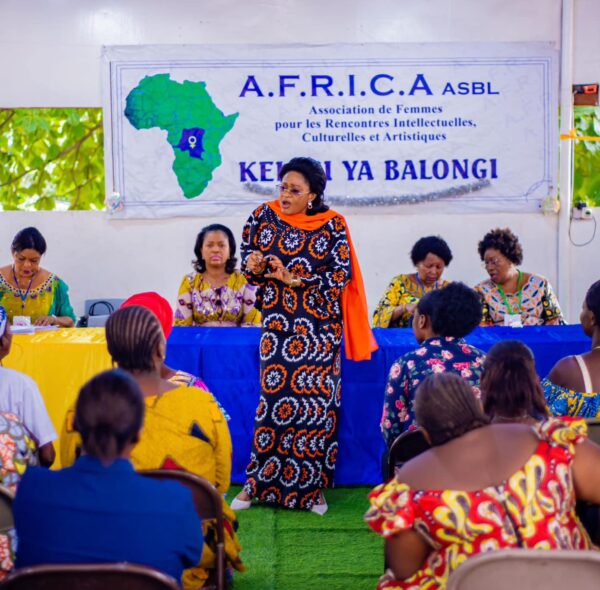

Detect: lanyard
12,266,35,311
497,270,523,316
415,274,438,293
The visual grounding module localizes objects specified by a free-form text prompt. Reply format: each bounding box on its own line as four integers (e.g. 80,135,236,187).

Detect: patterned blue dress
542,377,600,417
240,204,351,510
381,336,485,447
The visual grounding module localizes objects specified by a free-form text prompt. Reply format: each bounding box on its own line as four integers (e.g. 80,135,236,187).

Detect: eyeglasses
482,257,504,268
275,183,308,198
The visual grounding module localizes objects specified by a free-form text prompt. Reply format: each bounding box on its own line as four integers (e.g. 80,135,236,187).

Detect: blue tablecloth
165,325,589,486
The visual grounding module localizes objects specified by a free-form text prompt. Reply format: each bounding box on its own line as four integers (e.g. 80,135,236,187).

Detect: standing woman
231,157,376,514
0,227,76,326
174,223,260,327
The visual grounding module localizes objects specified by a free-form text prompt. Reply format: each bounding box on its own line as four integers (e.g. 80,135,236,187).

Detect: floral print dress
240,203,351,510
365,418,592,590
474,274,564,326
373,275,449,328
381,337,485,447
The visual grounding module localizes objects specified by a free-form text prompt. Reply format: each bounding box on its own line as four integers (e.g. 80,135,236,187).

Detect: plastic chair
1,562,180,589
0,484,14,535
141,470,226,590
585,418,600,446
446,549,600,590
386,429,431,480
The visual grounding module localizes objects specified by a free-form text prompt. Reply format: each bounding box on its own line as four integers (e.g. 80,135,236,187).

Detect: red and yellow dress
365,418,592,590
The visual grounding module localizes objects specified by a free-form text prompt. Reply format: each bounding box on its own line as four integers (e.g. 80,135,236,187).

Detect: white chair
446,549,600,590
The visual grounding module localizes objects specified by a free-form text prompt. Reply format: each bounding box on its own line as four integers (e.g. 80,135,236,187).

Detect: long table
4,325,589,484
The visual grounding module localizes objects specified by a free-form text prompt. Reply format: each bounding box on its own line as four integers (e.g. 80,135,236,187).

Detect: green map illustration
125,74,238,199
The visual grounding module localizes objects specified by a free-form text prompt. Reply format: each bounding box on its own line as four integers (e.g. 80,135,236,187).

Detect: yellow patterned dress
373,274,449,328
365,418,592,590
174,271,260,327
0,273,76,323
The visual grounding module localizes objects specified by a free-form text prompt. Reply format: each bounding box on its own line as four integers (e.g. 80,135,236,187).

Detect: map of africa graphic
125,74,238,199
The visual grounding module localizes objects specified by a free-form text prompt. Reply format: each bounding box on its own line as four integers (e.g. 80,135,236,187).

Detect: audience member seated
60,306,243,588
14,369,202,585
120,292,230,420
0,305,56,466
381,282,484,447
0,227,76,327
373,236,452,328
474,227,564,326
544,280,600,417
174,224,260,327
366,372,600,590
481,340,549,425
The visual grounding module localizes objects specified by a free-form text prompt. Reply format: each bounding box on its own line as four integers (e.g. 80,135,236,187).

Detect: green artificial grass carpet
229,486,383,590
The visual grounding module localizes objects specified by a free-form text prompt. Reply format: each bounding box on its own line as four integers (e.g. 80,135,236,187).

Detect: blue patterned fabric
542,377,600,418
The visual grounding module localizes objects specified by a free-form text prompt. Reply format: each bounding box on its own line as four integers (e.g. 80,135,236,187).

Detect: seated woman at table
373,236,452,328
381,282,485,448
481,340,549,425
0,306,57,467
14,369,203,585
543,280,600,417
60,306,243,588
120,291,230,420
175,223,260,327
474,227,564,327
0,227,76,327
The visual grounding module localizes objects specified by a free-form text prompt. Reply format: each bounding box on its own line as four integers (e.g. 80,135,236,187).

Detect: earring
308,201,313,210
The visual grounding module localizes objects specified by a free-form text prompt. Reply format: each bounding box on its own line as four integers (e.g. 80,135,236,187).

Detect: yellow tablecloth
3,328,111,468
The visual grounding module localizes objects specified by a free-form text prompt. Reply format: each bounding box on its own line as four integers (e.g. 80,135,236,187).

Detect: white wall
1,0,600,320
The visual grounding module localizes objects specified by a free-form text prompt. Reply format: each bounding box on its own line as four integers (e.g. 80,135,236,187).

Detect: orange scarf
266,200,378,362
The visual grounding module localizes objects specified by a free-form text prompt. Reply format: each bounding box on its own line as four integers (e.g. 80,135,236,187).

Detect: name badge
503,314,523,328
12,315,31,327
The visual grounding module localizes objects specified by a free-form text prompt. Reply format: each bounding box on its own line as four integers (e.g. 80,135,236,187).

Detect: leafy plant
573,106,600,207
0,108,105,210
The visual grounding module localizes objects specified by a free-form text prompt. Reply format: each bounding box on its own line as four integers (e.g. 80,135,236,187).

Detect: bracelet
289,275,302,288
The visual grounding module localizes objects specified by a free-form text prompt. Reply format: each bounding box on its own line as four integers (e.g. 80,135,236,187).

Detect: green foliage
0,108,105,211
573,106,600,207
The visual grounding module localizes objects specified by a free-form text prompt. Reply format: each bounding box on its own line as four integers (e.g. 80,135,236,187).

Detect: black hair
477,227,523,265
410,236,453,266
585,280,600,320
105,306,164,372
279,157,329,215
414,373,490,446
74,369,144,463
193,223,237,274
11,227,47,255
416,282,483,338
481,340,549,421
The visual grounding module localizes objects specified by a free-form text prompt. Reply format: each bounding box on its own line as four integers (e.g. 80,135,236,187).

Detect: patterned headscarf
120,292,174,339
0,306,7,338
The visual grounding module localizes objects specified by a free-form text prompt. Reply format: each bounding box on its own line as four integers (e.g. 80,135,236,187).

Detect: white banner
102,43,558,218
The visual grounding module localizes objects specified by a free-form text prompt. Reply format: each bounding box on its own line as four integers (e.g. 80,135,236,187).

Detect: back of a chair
387,429,431,480
446,549,600,590
585,418,600,446
1,562,180,590
141,470,225,590
0,484,14,535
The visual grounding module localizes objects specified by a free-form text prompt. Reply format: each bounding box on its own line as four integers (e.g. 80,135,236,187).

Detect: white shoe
230,496,252,511
311,500,328,515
